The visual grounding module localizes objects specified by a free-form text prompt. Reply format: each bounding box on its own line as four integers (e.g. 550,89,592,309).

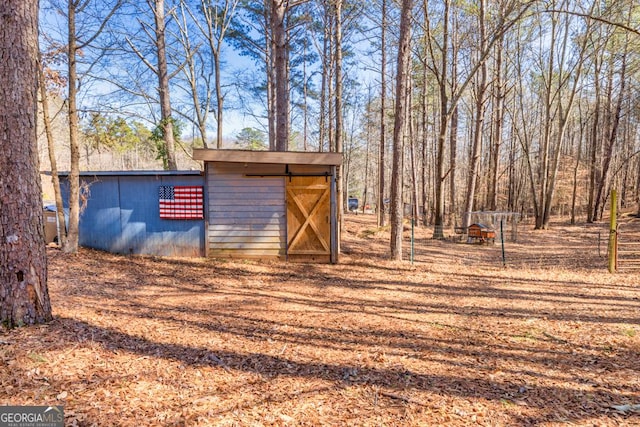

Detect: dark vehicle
348,197,358,212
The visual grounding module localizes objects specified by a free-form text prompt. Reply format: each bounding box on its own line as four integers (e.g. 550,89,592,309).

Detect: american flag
159,185,204,219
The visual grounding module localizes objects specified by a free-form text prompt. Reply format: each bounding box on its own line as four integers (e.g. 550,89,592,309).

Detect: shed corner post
203,162,210,258
331,165,339,264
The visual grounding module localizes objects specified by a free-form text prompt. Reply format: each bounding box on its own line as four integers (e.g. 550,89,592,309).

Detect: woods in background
37,0,640,258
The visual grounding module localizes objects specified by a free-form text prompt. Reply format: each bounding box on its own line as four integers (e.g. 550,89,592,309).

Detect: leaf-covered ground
1,215,639,426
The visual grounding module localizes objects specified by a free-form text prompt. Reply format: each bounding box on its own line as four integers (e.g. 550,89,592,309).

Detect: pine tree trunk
335,0,344,234
390,0,412,260
272,0,288,151
377,0,387,227
1,0,53,328
432,0,449,239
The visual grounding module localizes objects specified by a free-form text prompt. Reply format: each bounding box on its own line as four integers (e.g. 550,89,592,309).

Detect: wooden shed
192,149,343,263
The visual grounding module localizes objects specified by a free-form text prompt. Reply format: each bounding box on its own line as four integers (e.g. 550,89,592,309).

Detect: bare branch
126,37,158,75
77,0,125,50
542,9,640,36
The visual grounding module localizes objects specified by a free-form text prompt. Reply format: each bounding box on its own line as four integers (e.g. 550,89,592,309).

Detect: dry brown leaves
1,215,639,426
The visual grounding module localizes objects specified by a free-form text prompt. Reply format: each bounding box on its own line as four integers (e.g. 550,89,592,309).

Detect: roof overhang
193,149,342,166
45,170,202,177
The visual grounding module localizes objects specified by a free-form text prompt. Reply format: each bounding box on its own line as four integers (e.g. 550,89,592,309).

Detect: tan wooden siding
207,167,286,258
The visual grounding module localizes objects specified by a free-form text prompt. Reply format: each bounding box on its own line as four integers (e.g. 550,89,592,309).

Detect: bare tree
38,52,68,248
592,5,632,220
528,0,595,229
461,0,489,229
1,0,53,327
203,0,239,148
424,0,533,237
152,0,178,168
174,0,239,148
65,0,123,253
486,30,507,211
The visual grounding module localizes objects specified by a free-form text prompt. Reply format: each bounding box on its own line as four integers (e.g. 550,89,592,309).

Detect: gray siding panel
207,167,286,257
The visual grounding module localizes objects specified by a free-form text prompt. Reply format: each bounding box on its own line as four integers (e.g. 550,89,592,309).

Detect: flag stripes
159,185,204,219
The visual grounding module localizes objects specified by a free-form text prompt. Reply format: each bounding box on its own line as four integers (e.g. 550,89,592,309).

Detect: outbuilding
192,149,342,263
57,170,206,257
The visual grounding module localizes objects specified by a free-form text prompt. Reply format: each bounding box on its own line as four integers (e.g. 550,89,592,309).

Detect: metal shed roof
192,149,342,166
49,170,203,177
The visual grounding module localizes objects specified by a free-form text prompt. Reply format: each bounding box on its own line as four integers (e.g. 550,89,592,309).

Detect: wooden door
286,176,331,260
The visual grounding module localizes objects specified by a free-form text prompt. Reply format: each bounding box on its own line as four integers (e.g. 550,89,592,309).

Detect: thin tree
461,0,489,229
174,1,213,148
390,0,412,261
124,0,180,168
38,52,68,249
174,0,238,148
0,0,53,327
202,0,239,148
152,0,178,168
230,0,308,152
487,30,506,211
531,0,595,229
378,0,388,227
65,0,123,253
592,6,632,220
424,0,534,237
334,0,345,227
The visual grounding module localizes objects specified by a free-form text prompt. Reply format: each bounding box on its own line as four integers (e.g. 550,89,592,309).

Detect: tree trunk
593,39,628,221
334,0,343,244
390,0,412,260
272,0,288,151
448,105,458,225
570,118,583,224
302,41,309,151
461,0,488,229
266,0,276,151
420,57,429,226
66,1,81,254
153,0,178,169
215,49,224,148
432,0,449,239
363,87,373,214
409,86,419,227
377,0,387,227
587,59,601,223
487,34,504,212
318,8,329,152
38,54,67,249
447,11,459,227
0,0,53,327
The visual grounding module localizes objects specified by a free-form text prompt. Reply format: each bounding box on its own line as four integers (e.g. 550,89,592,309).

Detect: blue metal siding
61,173,205,257
80,177,122,252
